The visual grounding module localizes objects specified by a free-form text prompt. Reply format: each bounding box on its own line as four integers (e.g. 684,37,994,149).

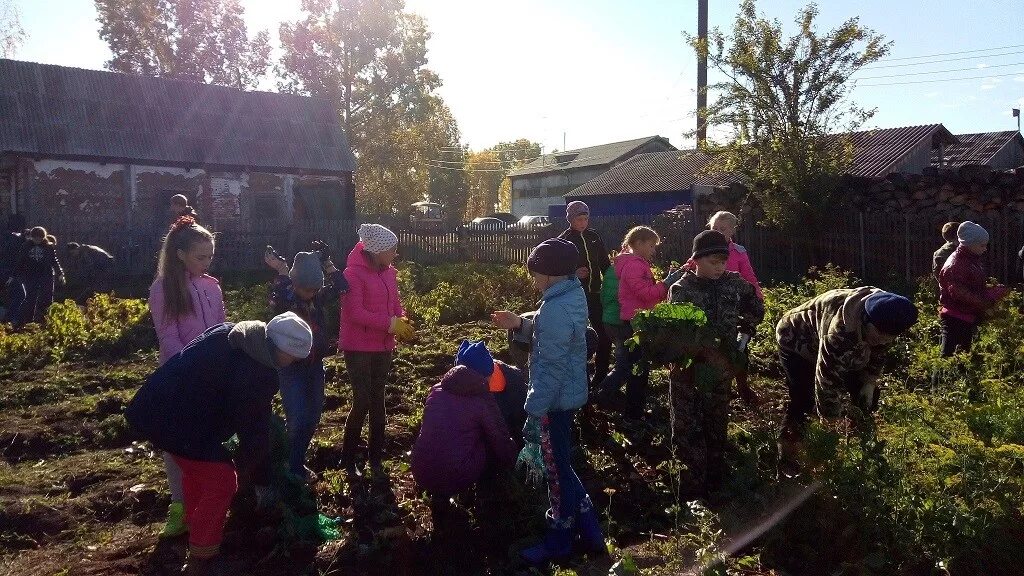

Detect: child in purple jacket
411,340,517,500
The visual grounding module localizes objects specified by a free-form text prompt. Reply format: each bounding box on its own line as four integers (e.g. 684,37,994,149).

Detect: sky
10,0,1024,154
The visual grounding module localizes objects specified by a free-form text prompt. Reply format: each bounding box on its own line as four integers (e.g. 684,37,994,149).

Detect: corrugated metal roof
507,135,675,177
0,58,356,173
565,151,741,198
844,124,955,178
932,131,1024,168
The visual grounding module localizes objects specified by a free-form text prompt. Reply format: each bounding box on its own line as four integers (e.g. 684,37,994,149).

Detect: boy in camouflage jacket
775,287,918,472
668,230,764,493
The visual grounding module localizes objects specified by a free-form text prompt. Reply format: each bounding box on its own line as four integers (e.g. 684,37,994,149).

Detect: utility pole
697,0,708,147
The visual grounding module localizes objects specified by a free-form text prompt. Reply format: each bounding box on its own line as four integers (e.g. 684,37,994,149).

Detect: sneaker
160,501,188,539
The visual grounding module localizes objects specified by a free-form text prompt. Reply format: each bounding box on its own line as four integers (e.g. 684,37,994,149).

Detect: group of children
35,194,928,574
126,216,411,575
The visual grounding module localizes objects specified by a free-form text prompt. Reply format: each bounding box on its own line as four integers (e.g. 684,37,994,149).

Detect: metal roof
565,150,741,198
844,124,955,178
0,58,356,174
507,135,675,177
932,131,1024,168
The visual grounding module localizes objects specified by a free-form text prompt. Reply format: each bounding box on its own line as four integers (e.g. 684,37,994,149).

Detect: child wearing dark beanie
490,238,603,565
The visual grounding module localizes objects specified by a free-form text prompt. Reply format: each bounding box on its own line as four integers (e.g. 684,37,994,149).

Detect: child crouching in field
412,340,518,504
670,230,764,494
126,313,313,576
265,241,348,484
492,238,605,566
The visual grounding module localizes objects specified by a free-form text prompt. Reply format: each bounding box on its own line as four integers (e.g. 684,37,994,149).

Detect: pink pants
171,455,238,558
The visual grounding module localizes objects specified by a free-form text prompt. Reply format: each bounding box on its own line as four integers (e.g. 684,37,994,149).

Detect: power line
857,60,1024,80
856,70,1023,87
861,50,1024,70
872,43,1024,63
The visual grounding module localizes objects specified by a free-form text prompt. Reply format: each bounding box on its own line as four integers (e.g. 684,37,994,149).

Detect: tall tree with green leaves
94,0,271,89
279,0,450,215
690,0,889,238
464,139,542,217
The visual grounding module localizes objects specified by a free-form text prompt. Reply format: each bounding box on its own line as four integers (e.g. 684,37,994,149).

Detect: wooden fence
49,212,1024,287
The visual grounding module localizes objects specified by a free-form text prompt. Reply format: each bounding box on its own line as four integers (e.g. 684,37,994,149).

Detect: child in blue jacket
492,238,605,566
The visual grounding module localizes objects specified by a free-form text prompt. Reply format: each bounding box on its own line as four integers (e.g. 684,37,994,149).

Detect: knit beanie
957,221,989,246
358,223,399,254
566,201,590,222
864,292,919,336
266,312,313,360
527,238,578,277
692,230,730,259
455,339,495,377
289,252,324,290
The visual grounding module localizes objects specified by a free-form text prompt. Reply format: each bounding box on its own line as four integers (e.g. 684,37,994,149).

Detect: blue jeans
597,323,630,395
600,322,649,416
279,361,326,475
541,410,593,529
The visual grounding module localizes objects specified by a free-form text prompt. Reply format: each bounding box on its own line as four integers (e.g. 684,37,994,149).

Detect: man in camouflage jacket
776,287,918,440
667,230,764,493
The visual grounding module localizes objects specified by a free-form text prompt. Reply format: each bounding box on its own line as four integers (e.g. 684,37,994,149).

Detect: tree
94,0,271,89
690,0,889,237
464,139,542,217
0,0,26,57
279,1,449,215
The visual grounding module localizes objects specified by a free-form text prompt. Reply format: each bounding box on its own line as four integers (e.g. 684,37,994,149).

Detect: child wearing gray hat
264,240,349,483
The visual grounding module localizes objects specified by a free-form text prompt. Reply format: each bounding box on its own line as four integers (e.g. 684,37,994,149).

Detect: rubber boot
520,525,573,566
575,508,607,556
160,501,187,538
735,371,761,407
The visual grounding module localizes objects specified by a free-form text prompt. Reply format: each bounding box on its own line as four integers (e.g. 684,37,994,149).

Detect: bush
399,262,536,325
0,294,154,371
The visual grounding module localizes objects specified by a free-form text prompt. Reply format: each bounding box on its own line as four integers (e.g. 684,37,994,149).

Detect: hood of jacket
542,275,584,302
613,250,648,277
228,321,278,369
840,286,882,336
439,365,490,396
345,241,388,273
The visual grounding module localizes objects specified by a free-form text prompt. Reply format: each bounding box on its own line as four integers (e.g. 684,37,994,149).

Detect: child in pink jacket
338,224,413,475
683,211,764,403
596,226,683,418
148,216,226,539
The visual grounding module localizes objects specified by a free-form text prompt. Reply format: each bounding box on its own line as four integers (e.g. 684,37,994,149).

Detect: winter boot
160,501,188,539
575,508,607,556
519,525,573,566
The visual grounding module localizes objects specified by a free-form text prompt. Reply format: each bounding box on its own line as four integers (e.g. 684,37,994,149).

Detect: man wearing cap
937,221,1008,357
775,287,919,472
491,238,604,566
265,241,349,483
125,312,313,575
411,340,518,501
558,201,612,387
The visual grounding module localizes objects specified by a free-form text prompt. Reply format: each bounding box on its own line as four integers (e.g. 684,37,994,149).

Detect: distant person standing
1,214,27,324
932,221,960,278
169,194,199,223
558,201,612,388
15,227,65,326
65,242,116,303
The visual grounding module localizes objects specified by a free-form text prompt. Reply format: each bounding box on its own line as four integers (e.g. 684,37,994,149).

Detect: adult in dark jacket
15,227,64,326
265,241,349,481
412,340,517,498
1,214,26,323
66,242,116,303
125,313,313,575
558,201,612,387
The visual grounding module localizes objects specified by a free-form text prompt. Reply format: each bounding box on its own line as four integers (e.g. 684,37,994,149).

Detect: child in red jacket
937,221,1007,356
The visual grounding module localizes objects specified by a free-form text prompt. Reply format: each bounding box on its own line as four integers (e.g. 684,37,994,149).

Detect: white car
513,215,551,229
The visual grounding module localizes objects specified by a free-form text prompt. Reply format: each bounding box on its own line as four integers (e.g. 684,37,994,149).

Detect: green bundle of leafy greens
626,302,712,367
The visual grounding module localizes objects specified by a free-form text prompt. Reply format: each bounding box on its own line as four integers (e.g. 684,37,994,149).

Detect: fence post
904,214,911,283
859,211,866,281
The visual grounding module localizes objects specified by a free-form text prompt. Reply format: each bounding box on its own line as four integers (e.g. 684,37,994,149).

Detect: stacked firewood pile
849,165,1024,219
